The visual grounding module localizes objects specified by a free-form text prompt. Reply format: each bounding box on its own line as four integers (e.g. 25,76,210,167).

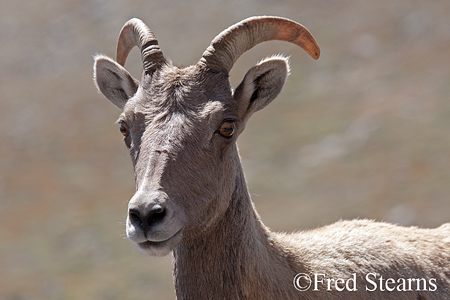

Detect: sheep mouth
137,229,183,256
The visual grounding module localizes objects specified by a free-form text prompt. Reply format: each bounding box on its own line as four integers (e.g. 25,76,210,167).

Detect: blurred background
1,0,449,299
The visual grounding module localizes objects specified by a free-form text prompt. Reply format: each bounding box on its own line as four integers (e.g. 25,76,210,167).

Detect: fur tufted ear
93,55,139,109
233,56,289,121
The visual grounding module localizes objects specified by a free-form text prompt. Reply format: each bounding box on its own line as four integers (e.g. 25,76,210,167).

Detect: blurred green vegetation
1,0,449,299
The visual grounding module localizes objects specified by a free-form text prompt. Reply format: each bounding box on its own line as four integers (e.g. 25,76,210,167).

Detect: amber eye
119,121,129,137
218,120,236,138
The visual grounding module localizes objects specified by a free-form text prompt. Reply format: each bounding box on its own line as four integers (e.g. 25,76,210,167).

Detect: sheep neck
172,164,304,299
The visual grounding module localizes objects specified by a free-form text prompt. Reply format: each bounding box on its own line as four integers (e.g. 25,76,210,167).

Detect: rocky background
1,0,449,299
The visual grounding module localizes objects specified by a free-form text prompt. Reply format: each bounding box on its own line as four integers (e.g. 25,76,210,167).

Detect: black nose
128,204,166,230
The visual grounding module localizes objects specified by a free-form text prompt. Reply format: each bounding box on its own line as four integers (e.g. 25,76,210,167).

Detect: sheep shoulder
273,219,450,278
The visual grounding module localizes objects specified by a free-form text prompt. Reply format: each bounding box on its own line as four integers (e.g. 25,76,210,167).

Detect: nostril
128,205,167,230
129,208,144,228
147,204,166,224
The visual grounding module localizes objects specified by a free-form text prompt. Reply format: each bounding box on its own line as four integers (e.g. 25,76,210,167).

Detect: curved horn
116,18,165,74
199,16,320,73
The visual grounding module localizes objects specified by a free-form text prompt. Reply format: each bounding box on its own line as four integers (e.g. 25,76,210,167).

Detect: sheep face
121,65,238,256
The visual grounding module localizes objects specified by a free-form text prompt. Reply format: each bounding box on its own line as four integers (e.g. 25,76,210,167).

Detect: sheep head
93,16,319,256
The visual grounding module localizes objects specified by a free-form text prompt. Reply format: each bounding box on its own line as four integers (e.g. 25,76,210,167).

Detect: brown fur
93,17,450,299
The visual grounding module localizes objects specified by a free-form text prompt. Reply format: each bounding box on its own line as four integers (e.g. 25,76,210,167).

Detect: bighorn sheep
93,16,450,299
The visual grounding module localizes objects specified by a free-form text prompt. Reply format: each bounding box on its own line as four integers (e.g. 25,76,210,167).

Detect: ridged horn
199,16,320,73
116,18,165,74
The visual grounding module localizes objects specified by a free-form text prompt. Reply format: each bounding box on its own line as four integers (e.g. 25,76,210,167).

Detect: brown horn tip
116,18,165,73
199,16,320,73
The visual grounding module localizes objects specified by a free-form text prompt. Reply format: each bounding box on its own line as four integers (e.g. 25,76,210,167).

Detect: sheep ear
234,57,289,120
93,55,139,109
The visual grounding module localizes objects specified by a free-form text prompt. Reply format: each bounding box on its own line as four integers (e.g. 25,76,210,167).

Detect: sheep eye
218,120,235,138
119,121,129,137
